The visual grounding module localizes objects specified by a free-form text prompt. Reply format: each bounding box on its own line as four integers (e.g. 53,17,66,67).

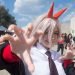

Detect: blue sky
0,0,75,27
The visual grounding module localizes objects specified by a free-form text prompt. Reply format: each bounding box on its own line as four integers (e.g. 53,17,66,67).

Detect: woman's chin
45,44,51,49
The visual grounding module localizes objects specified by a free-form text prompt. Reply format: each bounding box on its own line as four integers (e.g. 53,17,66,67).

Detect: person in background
63,43,75,75
64,33,68,49
65,33,73,49
57,33,64,55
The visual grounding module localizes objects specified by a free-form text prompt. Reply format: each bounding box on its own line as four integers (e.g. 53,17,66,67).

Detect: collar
36,43,49,54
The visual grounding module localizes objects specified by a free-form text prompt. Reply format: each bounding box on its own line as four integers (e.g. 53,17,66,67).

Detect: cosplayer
0,2,75,75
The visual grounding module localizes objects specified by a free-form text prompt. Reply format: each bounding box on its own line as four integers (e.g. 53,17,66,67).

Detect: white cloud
55,3,74,23
13,0,44,15
13,0,75,27
13,0,49,26
54,3,73,13
17,17,29,27
18,17,28,23
62,11,75,22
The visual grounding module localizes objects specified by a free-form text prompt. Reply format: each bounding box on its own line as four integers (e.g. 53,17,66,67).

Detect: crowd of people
57,33,75,75
57,33,75,55
0,2,75,75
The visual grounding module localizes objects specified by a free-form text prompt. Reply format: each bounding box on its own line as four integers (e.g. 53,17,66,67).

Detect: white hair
30,14,61,46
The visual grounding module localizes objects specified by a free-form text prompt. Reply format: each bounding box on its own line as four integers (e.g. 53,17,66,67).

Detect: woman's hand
60,44,75,60
64,44,75,59
64,49,74,59
0,24,43,73
0,24,43,53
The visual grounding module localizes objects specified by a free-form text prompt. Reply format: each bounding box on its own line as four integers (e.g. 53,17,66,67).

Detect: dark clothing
57,37,64,55
73,37,75,43
57,44,64,55
63,62,75,75
64,35,67,43
0,42,25,75
45,51,58,75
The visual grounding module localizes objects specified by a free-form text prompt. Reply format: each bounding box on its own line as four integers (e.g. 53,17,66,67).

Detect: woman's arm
0,24,43,74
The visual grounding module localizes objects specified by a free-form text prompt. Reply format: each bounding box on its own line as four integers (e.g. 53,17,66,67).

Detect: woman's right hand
0,24,43,73
0,24,43,54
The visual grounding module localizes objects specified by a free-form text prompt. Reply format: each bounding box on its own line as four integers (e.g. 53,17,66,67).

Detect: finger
8,24,22,37
28,30,43,46
26,24,33,37
0,34,14,43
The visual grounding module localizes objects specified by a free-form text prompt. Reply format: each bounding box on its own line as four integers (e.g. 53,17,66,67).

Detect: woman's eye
45,31,48,34
53,32,59,35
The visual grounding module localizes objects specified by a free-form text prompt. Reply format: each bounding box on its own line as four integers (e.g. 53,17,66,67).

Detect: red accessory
48,2,67,19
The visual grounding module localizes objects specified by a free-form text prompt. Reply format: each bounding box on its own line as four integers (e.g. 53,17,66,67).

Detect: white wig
30,2,67,46
30,14,61,46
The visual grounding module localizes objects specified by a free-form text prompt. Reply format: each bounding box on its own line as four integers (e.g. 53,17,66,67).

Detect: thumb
0,34,14,43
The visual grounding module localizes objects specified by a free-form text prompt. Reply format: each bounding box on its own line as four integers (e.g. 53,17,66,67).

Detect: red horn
53,8,67,19
47,2,54,18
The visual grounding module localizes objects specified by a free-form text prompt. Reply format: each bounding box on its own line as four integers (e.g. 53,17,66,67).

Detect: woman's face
51,26,60,45
40,26,59,49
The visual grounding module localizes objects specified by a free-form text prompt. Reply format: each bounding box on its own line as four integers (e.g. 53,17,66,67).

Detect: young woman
0,2,74,75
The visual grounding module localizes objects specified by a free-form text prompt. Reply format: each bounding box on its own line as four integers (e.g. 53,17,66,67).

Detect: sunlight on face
40,25,60,49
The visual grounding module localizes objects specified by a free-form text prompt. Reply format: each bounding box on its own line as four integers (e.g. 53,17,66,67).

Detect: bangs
31,18,57,37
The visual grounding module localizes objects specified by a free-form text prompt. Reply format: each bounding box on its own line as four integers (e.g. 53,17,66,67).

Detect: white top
25,43,66,75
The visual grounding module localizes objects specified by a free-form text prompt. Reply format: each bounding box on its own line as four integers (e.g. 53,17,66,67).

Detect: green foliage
0,5,16,28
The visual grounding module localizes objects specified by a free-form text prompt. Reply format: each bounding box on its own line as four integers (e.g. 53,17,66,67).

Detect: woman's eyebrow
54,30,59,32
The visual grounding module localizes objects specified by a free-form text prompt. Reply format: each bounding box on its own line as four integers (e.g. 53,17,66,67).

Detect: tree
0,5,16,28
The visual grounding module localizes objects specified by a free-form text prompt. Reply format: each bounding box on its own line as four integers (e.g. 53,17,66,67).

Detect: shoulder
31,46,39,54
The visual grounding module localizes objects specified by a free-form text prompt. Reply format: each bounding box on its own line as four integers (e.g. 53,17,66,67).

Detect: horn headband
47,2,67,19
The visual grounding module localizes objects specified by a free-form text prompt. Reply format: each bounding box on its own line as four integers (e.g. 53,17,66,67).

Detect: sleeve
1,43,20,63
63,59,72,68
